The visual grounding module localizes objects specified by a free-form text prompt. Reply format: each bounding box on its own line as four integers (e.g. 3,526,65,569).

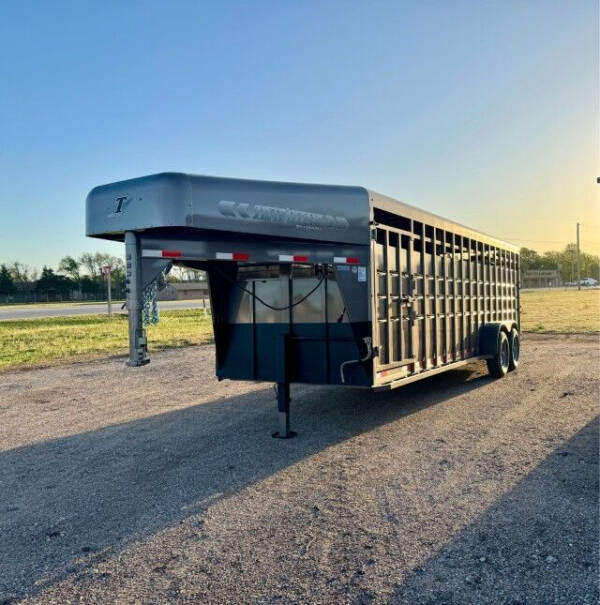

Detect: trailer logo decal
218,200,349,231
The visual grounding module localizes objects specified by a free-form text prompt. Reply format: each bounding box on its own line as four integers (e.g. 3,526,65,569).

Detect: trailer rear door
373,227,417,382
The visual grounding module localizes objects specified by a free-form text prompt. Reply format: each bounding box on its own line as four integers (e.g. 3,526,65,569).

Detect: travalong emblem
218,200,349,231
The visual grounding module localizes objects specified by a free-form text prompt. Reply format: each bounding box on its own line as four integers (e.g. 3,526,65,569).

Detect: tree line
0,253,207,303
0,253,125,302
520,244,599,283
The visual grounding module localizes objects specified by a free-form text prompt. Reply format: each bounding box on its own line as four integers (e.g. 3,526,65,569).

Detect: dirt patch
0,334,597,604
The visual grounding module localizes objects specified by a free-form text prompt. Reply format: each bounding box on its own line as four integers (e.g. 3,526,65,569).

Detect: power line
498,237,571,244
496,236,600,249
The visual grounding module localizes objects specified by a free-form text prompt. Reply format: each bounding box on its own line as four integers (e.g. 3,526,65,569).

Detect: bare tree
78,252,123,277
58,256,81,283
9,262,35,283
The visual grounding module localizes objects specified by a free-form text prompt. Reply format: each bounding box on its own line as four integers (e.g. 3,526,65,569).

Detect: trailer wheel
486,330,509,378
508,328,520,371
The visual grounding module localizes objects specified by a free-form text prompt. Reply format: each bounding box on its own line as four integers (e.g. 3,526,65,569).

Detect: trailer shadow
2,364,491,600
388,416,599,604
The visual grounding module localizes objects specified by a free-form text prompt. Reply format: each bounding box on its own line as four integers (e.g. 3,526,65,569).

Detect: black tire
508,328,520,371
486,330,510,378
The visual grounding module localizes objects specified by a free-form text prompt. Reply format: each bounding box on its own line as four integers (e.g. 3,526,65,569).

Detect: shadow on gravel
389,416,600,605
1,365,491,600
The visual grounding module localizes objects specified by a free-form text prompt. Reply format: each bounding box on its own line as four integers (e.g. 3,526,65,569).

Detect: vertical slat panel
441,230,448,362
452,232,458,359
503,248,507,320
517,253,521,327
506,252,513,319
511,251,515,320
421,222,427,367
407,228,415,362
486,245,490,322
512,251,516,320
500,247,503,321
497,247,501,321
475,241,480,345
507,249,511,320
432,227,439,366
490,246,495,321
483,243,488,324
487,245,492,322
500,248,504,321
385,229,392,363
494,246,499,322
467,237,472,353
489,244,493,322
508,249,512,319
460,235,466,358
397,238,403,361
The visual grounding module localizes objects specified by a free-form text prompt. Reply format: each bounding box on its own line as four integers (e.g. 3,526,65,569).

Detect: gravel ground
0,334,597,604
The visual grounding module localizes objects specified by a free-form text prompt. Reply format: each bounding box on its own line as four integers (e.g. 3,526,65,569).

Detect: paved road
0,299,210,320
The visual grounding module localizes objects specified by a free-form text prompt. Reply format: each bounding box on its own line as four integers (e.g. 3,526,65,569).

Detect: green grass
0,289,597,372
0,310,214,371
520,288,599,333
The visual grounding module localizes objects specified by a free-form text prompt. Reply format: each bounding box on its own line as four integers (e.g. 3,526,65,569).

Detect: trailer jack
272,382,296,439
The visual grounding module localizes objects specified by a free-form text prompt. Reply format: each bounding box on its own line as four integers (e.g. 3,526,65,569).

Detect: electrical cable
340,337,373,384
213,265,326,311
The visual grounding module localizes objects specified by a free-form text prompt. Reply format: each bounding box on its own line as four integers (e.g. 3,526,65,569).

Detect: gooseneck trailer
86,173,520,437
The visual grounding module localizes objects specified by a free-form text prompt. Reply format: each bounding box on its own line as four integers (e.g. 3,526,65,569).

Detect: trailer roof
86,172,519,253
368,190,519,253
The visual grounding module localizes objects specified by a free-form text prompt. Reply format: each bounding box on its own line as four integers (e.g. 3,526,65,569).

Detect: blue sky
1,0,598,269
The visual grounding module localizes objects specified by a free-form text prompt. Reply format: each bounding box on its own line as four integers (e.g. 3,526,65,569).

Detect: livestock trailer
86,173,521,437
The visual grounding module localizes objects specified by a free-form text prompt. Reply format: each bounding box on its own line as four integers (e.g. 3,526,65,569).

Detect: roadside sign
102,266,113,317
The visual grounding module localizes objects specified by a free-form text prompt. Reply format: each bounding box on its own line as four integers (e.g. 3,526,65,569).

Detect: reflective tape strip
279,254,309,262
216,252,250,261
142,249,181,258
334,256,359,264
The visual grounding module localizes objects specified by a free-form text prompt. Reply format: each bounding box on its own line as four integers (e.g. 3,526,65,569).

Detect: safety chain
142,270,168,326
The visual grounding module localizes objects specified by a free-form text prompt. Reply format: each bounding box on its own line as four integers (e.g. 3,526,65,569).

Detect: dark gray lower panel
216,322,371,387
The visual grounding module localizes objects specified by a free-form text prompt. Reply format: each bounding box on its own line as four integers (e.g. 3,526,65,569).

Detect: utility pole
576,223,581,291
